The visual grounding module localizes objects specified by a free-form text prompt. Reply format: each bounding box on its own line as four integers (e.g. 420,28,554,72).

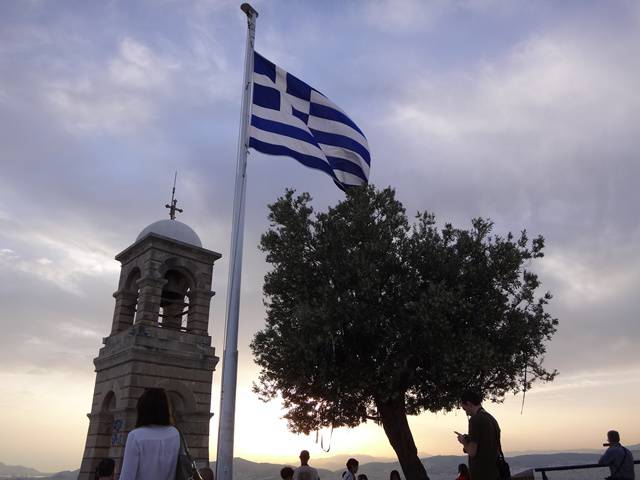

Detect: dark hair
357,475,368,480
458,464,469,474
280,466,294,479
607,430,621,443
95,458,115,479
460,390,482,406
389,470,401,480
135,388,174,427
346,458,359,470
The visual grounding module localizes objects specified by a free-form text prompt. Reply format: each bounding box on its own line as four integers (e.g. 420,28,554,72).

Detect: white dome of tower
136,219,202,247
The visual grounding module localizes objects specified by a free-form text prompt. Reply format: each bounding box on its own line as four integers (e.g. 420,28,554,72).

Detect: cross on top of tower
165,172,184,220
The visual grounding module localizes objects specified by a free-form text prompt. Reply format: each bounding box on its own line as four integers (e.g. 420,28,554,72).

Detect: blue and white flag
249,51,370,190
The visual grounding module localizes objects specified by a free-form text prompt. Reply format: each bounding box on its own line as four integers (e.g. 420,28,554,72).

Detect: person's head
135,387,174,428
460,390,482,416
95,458,115,480
357,475,368,480
346,458,359,473
607,430,621,444
299,450,310,466
458,463,470,476
199,467,214,480
280,466,294,480
389,470,401,480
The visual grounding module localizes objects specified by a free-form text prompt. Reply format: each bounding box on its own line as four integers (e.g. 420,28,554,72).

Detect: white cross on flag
249,51,371,190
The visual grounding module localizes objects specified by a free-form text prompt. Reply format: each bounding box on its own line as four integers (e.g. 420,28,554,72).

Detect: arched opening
158,269,192,331
93,391,119,457
101,391,116,413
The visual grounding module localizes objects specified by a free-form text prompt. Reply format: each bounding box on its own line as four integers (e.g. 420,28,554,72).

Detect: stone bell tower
79,201,221,480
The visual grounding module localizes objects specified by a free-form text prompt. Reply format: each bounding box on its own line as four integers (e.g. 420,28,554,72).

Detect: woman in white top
119,388,180,480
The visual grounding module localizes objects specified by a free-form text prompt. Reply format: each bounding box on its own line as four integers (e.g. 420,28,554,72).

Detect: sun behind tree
251,185,558,480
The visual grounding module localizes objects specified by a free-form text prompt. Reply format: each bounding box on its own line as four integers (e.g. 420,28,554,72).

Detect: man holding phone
456,390,501,480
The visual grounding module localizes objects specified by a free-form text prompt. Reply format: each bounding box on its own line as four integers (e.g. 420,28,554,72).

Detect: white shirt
292,465,320,480
119,425,180,480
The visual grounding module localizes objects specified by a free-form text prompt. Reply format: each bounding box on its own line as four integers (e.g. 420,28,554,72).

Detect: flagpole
216,4,258,480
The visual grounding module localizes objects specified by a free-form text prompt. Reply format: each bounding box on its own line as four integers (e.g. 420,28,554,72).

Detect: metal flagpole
216,4,258,480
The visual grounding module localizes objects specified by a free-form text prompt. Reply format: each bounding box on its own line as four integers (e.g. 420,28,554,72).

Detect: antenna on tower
165,171,183,220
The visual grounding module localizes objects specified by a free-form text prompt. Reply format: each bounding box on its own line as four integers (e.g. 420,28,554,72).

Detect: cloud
387,32,640,148
0,247,18,260
374,24,640,237
43,37,184,134
109,38,181,90
365,24,640,375
541,249,640,309
529,366,640,397
0,217,119,295
363,0,481,34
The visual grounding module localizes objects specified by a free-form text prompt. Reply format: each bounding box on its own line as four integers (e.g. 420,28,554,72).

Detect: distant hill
46,470,79,480
220,452,640,480
362,453,606,480
210,458,335,480
311,454,396,471
208,453,630,480
3,449,639,480
0,462,46,477
0,469,78,480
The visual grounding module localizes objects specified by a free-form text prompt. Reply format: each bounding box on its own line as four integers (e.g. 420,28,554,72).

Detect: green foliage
251,185,557,435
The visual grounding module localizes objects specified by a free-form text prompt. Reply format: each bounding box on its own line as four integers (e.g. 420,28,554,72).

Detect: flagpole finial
240,3,258,18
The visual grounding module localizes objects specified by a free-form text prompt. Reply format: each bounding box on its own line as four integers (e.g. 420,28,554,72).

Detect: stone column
111,290,138,334
180,412,213,467
186,289,214,335
135,276,167,325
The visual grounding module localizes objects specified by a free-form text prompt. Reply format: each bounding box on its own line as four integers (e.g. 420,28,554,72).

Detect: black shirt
468,408,500,480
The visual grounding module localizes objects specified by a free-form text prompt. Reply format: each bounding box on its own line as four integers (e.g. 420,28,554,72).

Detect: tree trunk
377,395,430,480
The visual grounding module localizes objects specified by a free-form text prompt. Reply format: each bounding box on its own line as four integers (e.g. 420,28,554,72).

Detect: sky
1,0,639,473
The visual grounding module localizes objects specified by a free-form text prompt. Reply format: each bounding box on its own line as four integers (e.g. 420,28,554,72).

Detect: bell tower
79,203,221,480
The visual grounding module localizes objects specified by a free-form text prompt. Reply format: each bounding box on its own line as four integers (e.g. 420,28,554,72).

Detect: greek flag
249,51,370,190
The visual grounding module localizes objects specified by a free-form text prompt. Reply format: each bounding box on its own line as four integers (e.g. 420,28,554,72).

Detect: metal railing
534,460,639,479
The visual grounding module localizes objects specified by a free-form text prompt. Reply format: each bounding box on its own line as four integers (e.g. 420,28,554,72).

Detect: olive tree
251,186,557,480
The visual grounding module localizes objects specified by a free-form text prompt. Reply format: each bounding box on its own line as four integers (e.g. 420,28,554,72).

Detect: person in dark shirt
94,458,115,480
281,466,295,480
599,430,635,480
456,390,501,480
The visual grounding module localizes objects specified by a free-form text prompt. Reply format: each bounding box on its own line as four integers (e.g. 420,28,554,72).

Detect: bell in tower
159,269,191,330
78,196,221,480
